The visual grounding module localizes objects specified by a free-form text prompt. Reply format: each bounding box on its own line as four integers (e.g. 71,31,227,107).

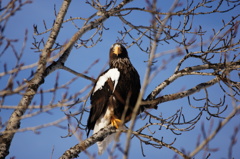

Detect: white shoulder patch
93,68,120,93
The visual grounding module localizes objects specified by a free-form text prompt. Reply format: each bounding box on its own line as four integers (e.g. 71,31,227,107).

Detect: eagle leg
110,116,122,129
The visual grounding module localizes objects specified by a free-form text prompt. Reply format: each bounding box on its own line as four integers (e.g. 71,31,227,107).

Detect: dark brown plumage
86,43,140,154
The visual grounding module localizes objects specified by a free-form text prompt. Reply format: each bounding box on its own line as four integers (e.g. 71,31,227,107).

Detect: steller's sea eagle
87,43,141,154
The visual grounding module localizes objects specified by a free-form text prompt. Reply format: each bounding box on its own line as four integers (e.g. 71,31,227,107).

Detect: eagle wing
87,68,120,136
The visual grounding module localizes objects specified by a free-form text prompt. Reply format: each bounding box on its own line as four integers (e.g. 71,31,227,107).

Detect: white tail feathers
93,113,114,155
96,133,116,155
93,108,126,155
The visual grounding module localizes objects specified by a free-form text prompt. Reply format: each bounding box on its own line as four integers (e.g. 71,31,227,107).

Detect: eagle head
109,43,129,60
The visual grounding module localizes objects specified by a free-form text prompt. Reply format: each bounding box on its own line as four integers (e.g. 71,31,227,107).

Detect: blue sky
1,0,239,159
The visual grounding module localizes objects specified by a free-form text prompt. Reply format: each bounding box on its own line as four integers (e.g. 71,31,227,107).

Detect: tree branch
59,125,116,159
143,77,220,106
188,105,240,158
0,0,72,158
145,60,240,104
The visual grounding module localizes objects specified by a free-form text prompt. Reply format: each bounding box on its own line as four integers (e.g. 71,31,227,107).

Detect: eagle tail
97,133,115,155
93,116,115,155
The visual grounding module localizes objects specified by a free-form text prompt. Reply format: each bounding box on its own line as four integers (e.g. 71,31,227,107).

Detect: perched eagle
87,43,141,154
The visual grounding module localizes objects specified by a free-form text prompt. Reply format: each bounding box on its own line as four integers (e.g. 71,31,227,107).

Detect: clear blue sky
1,0,239,159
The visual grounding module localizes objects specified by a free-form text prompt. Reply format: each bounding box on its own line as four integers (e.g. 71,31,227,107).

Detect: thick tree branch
60,124,192,159
146,60,240,103
143,77,220,106
0,0,72,158
60,125,116,159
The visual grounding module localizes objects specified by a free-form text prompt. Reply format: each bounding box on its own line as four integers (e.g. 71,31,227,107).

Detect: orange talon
111,117,122,129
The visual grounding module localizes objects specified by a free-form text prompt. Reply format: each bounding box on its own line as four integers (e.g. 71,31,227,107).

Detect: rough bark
0,0,72,158
60,125,116,159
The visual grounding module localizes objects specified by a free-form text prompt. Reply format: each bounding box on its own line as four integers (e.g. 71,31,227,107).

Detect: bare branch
0,0,72,157
60,125,116,159
188,105,240,158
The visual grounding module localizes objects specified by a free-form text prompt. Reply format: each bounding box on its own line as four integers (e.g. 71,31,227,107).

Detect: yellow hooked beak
113,45,121,56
